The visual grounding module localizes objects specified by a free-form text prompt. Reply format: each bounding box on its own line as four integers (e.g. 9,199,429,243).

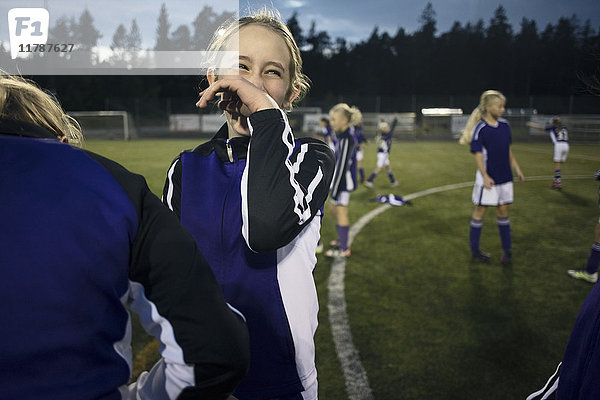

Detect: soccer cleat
500,251,512,265
567,269,598,283
325,248,351,258
391,180,399,187
472,250,491,263
551,181,562,190
364,181,374,188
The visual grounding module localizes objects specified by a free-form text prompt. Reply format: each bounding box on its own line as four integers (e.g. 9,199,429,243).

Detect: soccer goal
68,111,135,140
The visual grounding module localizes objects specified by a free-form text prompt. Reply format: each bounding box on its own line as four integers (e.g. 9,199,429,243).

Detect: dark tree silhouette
287,12,305,49
74,8,102,51
111,24,127,50
171,25,191,50
49,16,75,44
155,3,171,50
127,19,142,50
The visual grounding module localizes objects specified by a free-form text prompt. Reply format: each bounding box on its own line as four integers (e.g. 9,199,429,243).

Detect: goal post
68,111,134,140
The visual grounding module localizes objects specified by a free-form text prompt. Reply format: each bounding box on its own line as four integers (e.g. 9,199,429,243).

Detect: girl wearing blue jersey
325,103,359,258
459,90,525,264
527,116,569,189
163,9,335,400
364,115,399,188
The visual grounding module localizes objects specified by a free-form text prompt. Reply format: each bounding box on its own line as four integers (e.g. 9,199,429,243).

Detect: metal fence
71,95,600,143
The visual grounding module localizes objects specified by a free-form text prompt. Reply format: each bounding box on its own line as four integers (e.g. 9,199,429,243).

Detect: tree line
3,2,599,113
295,4,600,99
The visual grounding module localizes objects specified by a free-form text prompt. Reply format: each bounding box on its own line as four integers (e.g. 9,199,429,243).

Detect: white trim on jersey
526,362,561,400
472,121,486,142
306,166,324,206
243,110,317,245
164,159,179,210
127,281,195,399
329,135,353,200
276,216,320,400
113,290,133,372
291,142,323,222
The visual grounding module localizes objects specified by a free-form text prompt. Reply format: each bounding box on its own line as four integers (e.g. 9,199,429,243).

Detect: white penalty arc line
326,175,594,400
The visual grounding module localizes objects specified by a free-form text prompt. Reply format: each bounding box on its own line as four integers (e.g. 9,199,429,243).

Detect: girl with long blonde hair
460,90,525,264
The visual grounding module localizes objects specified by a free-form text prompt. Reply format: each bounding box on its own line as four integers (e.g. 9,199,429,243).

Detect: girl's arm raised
525,121,545,130
241,109,335,252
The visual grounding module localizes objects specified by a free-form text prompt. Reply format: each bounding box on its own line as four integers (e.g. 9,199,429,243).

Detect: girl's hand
516,170,525,182
483,174,495,189
196,77,279,117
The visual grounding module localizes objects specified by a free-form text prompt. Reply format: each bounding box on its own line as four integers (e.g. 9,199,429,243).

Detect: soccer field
86,139,600,399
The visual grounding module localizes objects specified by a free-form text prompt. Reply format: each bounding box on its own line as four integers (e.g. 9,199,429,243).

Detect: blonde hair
378,121,390,132
206,7,310,111
350,108,363,126
459,90,506,145
551,116,562,128
0,73,83,146
329,103,361,125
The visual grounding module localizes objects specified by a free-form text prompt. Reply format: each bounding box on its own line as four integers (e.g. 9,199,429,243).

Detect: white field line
326,174,593,399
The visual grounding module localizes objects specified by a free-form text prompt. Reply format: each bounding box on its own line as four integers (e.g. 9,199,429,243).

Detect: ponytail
459,106,484,145
459,90,506,145
350,107,362,126
329,103,362,127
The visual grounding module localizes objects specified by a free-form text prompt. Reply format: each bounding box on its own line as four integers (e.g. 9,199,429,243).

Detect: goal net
68,111,136,140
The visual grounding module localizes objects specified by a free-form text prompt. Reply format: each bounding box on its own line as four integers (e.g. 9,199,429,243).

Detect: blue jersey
557,281,600,399
0,119,249,399
354,125,366,145
546,124,568,143
321,124,336,149
530,280,600,400
470,118,513,185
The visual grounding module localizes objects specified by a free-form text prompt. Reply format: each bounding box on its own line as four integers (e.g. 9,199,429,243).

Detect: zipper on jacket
225,139,234,162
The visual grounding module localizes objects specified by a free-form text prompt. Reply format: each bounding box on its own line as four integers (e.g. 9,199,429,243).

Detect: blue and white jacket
329,127,357,200
0,119,250,400
163,109,335,399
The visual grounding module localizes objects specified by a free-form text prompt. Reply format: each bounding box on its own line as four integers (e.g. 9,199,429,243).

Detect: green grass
85,138,600,399
86,139,201,195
